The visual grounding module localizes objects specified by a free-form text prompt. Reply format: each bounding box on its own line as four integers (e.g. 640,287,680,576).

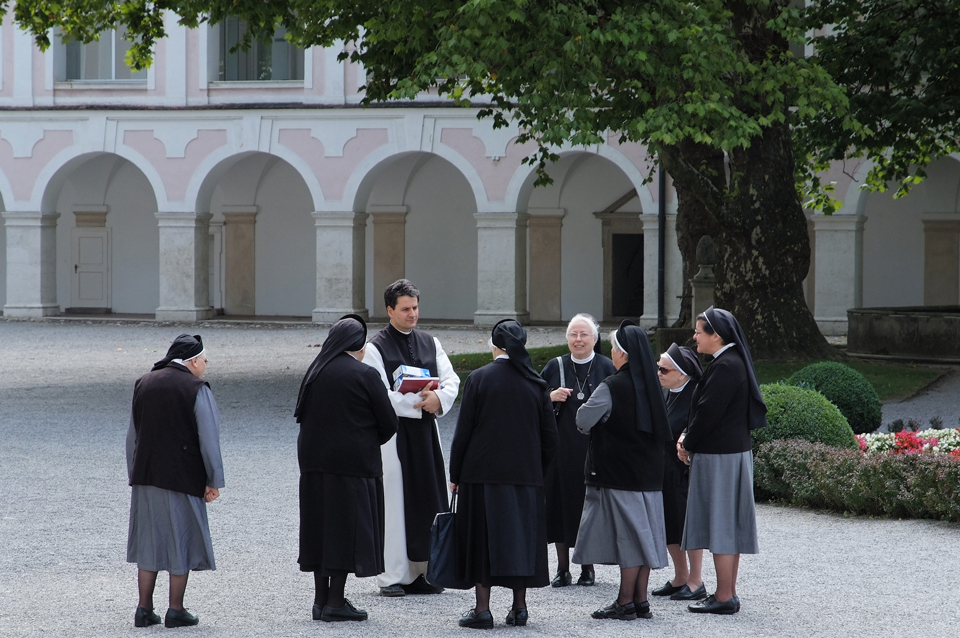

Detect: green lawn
450,344,943,402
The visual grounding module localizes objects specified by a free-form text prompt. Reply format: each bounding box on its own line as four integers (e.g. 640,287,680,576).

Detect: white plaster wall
404,156,478,320
55,160,160,313
253,161,315,316
550,155,639,321
0,215,6,312
861,190,925,307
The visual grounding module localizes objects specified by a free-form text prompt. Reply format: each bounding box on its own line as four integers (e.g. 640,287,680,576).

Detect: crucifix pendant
577,392,585,400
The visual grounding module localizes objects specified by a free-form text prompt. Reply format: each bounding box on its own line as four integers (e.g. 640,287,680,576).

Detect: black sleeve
365,366,399,445
683,361,739,451
538,387,559,475
449,372,479,485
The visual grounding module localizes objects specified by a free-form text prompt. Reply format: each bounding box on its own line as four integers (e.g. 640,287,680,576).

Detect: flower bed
754,438,960,522
857,428,960,456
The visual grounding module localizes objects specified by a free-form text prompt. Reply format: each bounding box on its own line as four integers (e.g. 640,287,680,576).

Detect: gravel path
1,321,959,637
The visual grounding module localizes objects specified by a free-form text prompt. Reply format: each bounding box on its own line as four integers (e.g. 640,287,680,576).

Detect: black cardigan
683,347,754,454
297,352,398,477
450,359,558,486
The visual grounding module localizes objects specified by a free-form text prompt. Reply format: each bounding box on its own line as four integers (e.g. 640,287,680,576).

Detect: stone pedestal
527,208,564,322
370,206,407,318
155,212,215,321
922,216,960,306
690,236,717,326
2,211,60,319
812,214,865,335
312,211,368,322
222,206,257,316
474,212,530,326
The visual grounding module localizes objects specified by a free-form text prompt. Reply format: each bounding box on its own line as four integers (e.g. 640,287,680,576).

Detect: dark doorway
612,233,644,317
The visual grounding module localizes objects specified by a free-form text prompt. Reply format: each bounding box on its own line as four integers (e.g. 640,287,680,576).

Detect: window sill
207,80,304,89
54,80,148,90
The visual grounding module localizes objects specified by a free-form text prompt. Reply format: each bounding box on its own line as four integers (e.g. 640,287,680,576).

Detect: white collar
495,354,510,360
669,379,691,393
714,343,736,357
571,352,596,364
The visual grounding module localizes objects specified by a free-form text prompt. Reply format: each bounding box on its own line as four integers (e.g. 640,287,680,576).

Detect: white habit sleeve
362,342,424,419
433,337,460,417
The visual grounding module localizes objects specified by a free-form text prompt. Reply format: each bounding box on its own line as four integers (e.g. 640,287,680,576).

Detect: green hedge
754,439,960,522
788,362,883,435
753,384,858,451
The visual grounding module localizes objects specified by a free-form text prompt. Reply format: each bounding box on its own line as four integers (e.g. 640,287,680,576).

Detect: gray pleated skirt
571,487,668,569
127,485,216,574
681,450,759,555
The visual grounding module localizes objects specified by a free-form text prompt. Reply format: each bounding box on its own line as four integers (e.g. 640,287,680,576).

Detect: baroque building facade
0,14,956,332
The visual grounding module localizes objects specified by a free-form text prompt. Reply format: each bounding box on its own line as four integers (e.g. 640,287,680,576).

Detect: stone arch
195,151,317,316
352,151,481,320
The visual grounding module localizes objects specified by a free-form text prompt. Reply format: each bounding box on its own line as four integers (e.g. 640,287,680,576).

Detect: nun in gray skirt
573,320,672,621
677,306,767,615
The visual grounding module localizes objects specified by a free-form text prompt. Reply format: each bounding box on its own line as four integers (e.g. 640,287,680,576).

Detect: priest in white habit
362,279,461,597
126,334,224,629
295,314,399,622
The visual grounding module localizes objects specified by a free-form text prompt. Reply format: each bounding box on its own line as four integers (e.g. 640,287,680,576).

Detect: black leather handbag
426,491,472,590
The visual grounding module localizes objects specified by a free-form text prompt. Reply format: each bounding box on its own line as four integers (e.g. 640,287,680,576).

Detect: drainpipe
657,163,667,329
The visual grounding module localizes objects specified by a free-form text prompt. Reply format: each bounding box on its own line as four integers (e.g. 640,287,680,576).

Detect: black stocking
137,570,158,609
326,573,348,609
314,572,330,607
169,572,189,611
618,566,639,605
555,543,570,572
474,584,491,613
512,588,527,610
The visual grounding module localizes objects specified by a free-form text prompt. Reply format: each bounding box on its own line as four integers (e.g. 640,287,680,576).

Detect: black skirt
298,472,385,577
455,483,549,589
662,451,690,545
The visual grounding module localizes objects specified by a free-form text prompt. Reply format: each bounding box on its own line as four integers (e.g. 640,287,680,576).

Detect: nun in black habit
573,320,671,622
540,313,616,588
651,343,706,602
295,315,399,622
678,306,767,615
449,319,558,629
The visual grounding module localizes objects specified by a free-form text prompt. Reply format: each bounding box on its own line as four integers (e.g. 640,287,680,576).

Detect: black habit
450,358,558,588
297,350,398,576
682,347,754,454
662,382,695,544
540,353,616,546
368,324,448,562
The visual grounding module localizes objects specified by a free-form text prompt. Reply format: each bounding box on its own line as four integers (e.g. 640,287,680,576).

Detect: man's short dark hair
384,279,420,310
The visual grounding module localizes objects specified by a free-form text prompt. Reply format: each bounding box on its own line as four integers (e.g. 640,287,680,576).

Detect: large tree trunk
717,123,834,359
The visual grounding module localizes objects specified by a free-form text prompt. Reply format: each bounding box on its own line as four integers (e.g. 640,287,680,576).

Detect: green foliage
753,383,858,451
753,359,943,402
787,361,882,435
754,439,960,522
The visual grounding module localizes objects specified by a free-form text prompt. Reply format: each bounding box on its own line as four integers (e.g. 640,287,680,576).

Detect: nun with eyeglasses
449,319,558,629
295,314,399,623
573,320,671,622
677,306,767,615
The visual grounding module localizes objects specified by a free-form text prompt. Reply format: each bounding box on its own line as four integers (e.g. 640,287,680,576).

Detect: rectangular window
219,18,304,81
63,26,147,81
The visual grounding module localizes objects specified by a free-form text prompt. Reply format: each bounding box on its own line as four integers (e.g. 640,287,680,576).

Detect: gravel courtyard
1,320,958,637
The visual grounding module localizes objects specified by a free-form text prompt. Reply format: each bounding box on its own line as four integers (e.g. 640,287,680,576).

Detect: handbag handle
449,490,458,513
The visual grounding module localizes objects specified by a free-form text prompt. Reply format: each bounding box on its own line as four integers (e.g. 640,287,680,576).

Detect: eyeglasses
657,366,672,375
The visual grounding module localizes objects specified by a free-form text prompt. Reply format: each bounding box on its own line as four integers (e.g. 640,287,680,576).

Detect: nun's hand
450,483,458,494
204,487,220,503
551,387,573,403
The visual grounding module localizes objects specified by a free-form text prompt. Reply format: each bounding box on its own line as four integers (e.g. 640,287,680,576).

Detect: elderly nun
573,320,671,621
295,314,399,622
678,306,767,615
449,319,558,629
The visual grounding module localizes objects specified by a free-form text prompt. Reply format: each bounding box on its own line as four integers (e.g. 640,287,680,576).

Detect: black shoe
652,580,685,596
459,609,494,629
312,604,323,620
670,583,707,601
321,598,368,622
134,607,161,627
379,584,406,597
505,607,528,626
688,594,740,615
164,608,199,628
635,600,652,619
591,600,637,620
401,574,445,595
550,570,572,588
576,567,595,586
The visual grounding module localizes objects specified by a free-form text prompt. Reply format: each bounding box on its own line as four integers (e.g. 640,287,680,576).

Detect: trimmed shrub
753,384,858,451
787,362,882,435
754,439,960,522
